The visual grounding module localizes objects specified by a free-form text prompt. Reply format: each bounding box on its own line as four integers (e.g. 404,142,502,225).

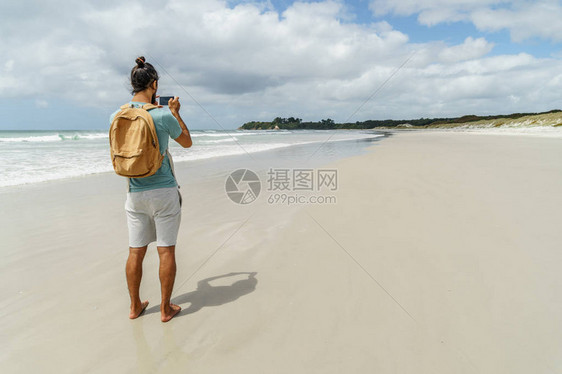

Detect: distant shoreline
238,109,562,130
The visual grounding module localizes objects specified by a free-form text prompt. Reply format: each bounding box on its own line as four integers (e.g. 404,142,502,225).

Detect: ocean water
0,129,384,188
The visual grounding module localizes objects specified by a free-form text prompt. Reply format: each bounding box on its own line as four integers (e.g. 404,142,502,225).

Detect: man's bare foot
161,303,181,322
129,300,149,319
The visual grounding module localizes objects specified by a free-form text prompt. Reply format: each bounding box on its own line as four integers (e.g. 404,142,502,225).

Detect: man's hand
170,96,192,148
154,95,163,108
169,97,181,116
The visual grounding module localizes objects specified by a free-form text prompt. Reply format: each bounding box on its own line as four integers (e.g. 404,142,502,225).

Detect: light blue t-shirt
110,102,183,192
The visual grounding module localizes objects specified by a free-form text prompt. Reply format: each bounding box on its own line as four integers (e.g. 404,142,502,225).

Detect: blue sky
1,0,562,130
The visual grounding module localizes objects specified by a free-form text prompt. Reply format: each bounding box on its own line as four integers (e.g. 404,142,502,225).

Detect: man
111,56,192,322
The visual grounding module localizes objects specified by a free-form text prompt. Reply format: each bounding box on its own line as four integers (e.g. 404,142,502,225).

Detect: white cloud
471,1,562,42
4,60,14,72
438,37,494,63
369,0,503,23
35,100,48,108
369,0,562,42
0,0,561,128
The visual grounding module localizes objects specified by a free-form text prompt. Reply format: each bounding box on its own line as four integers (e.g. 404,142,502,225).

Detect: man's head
130,56,159,101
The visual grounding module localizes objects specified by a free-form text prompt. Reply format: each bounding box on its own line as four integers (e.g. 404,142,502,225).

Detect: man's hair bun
135,56,146,68
130,56,159,94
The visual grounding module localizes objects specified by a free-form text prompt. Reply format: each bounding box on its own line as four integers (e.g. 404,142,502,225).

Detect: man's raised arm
169,97,192,148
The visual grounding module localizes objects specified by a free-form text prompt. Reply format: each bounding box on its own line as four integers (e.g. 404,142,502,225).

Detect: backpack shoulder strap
118,103,158,111
142,103,159,111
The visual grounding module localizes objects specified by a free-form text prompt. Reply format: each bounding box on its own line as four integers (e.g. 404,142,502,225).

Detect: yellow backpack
109,103,164,178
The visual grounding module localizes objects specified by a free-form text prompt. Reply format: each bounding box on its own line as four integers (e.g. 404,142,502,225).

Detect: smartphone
158,96,175,106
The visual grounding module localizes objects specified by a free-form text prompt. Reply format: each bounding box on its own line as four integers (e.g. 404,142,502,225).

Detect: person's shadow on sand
170,272,258,316
143,272,258,317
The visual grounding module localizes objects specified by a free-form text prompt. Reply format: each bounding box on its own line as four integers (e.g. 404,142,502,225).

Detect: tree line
237,110,562,130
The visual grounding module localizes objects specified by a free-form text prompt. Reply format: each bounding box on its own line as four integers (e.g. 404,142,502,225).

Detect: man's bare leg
157,245,181,322
126,246,149,319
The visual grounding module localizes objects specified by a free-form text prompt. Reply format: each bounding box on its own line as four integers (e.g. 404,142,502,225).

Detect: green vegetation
237,110,562,130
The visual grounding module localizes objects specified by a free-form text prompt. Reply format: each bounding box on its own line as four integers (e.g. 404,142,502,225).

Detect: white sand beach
1,131,562,373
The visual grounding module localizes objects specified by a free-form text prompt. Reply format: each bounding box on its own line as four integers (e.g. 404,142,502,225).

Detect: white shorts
125,187,182,248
